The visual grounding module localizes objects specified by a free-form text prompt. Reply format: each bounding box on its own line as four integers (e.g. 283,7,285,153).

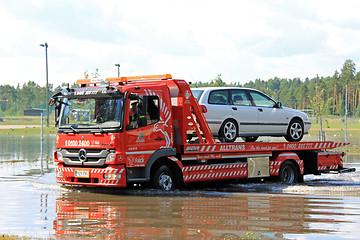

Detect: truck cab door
125,91,172,168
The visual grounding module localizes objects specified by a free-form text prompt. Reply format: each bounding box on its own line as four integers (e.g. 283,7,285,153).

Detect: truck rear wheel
153,165,175,191
278,161,298,184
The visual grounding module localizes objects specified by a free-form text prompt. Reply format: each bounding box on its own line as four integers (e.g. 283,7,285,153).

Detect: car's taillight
200,105,207,113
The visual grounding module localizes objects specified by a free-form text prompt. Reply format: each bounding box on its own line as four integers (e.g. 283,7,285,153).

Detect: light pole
115,63,120,77
40,42,49,127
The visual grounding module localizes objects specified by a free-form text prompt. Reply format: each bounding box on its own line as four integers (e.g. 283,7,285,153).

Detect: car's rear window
191,90,204,101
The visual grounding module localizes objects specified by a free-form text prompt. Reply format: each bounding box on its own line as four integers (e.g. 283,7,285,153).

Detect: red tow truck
50,74,354,190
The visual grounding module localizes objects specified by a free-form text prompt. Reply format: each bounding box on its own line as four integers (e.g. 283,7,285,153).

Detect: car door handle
232,107,237,110
155,137,165,141
258,108,263,112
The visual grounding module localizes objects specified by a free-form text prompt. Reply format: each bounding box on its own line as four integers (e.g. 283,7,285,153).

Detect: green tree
209,73,225,87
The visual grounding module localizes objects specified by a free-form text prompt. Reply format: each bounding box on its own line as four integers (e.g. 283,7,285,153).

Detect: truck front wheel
278,161,298,184
153,165,175,191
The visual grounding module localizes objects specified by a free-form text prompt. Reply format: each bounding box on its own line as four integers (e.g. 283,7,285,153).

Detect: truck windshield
58,97,123,130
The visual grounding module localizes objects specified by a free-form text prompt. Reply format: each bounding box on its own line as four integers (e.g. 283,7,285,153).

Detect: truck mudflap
337,167,356,173
325,167,356,174
56,164,126,187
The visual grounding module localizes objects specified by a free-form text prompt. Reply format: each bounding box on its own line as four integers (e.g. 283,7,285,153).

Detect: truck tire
153,165,175,191
241,136,259,142
219,120,238,142
285,119,304,142
278,161,298,184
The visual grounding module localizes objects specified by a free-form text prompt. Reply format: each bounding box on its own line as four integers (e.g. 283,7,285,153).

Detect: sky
1,0,360,88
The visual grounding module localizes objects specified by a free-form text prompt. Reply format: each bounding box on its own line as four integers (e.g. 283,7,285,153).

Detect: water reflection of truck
53,193,337,239
49,74,355,190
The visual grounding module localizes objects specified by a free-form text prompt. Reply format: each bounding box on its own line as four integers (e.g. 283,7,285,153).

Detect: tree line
0,81,59,116
0,69,100,116
0,60,358,117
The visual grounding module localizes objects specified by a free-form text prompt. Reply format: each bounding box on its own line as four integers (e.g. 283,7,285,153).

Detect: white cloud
0,0,360,87
306,0,360,22
324,24,360,56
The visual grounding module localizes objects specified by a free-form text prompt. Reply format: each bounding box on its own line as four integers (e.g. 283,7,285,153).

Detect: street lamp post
40,42,49,127
115,63,120,77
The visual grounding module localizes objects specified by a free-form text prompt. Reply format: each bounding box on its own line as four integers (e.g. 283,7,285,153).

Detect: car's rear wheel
241,136,259,142
285,119,304,142
219,120,238,142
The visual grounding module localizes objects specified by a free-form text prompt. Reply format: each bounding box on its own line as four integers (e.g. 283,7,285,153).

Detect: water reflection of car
191,87,311,142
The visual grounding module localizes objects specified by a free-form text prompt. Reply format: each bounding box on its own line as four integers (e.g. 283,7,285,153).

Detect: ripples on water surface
0,135,360,239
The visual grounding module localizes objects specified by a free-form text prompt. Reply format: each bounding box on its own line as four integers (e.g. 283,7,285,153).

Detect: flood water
1,134,360,239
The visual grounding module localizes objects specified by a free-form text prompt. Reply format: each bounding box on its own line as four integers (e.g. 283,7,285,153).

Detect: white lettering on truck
65,140,90,147
220,145,245,151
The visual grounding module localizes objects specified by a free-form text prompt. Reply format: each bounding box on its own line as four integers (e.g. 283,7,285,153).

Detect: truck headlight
104,173,121,179
56,170,63,177
106,152,116,163
56,150,63,161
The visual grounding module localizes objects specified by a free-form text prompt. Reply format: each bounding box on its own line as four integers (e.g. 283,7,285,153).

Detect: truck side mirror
54,103,61,127
49,97,56,106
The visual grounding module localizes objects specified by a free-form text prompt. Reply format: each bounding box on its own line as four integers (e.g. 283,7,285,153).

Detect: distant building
23,108,45,116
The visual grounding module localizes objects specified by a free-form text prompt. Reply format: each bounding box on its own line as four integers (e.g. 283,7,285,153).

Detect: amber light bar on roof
106,74,172,83
76,74,172,86
76,78,93,85
76,78,111,86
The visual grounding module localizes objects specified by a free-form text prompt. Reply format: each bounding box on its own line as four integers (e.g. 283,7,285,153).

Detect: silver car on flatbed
191,87,311,142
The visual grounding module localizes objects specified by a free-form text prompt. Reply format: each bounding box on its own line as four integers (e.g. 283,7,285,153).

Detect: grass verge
0,126,57,135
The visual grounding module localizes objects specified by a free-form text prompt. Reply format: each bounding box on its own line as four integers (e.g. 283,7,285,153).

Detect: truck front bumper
55,164,126,187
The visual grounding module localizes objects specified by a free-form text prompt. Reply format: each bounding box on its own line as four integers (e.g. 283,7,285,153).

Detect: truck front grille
59,148,114,166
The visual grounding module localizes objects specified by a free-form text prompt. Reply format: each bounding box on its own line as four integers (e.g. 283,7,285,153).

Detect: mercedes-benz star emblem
78,149,87,162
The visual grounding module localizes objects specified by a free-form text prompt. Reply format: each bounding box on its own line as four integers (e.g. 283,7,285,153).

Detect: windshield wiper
62,124,79,133
96,124,107,133
70,124,79,133
89,123,107,133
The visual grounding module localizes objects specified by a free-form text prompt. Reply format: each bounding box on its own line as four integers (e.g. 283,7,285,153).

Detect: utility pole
345,85,348,143
115,63,120,77
40,42,49,127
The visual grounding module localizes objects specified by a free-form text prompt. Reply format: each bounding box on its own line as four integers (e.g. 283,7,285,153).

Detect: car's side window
231,90,252,106
249,91,275,107
208,90,229,105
